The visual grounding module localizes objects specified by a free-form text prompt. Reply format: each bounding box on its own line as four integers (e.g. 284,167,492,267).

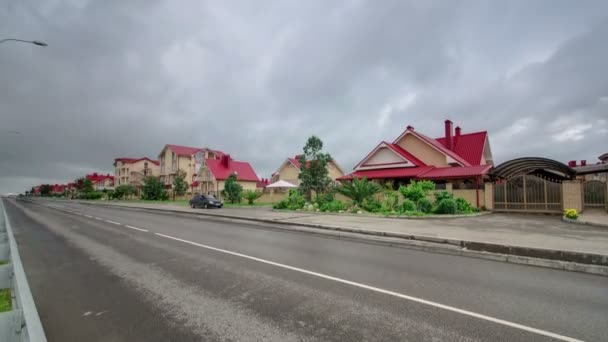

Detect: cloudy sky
1,0,607,193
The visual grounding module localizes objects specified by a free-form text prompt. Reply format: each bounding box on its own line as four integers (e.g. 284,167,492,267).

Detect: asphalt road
4,198,608,341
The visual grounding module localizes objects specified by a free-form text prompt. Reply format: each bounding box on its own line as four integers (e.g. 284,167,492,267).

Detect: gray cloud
1,0,607,193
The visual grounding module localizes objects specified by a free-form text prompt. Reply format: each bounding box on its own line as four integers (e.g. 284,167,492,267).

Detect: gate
494,175,562,213
583,180,607,209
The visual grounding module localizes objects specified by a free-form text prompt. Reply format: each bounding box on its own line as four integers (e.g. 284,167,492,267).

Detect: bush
434,191,453,203
455,197,474,213
81,191,103,200
435,198,457,214
418,198,433,213
335,177,382,205
315,191,335,207
400,199,417,213
320,199,346,212
380,191,400,212
361,198,382,212
564,209,578,220
273,189,306,210
399,180,435,203
242,190,263,205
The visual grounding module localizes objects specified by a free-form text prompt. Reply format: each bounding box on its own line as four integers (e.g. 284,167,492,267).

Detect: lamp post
0,38,48,47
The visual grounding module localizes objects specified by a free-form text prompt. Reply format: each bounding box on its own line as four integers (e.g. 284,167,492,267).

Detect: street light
0,38,48,47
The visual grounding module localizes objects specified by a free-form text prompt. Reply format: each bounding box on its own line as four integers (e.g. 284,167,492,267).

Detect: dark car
189,194,223,209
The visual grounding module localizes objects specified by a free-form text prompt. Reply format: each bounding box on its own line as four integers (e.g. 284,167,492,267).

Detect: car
189,194,223,209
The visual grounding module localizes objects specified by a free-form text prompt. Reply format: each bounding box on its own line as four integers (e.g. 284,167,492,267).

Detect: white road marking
125,225,149,232
84,215,93,218
154,232,583,342
94,217,104,221
105,220,121,225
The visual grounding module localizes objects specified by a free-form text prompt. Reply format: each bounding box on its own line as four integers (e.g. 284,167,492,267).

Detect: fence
0,199,47,342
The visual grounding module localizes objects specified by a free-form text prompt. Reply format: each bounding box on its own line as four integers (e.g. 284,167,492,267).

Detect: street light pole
0,38,47,46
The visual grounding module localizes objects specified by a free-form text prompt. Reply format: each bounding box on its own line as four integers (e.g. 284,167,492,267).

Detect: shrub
434,191,453,203
564,209,578,220
320,199,346,212
335,177,382,205
315,191,335,207
399,180,435,203
242,190,263,205
222,174,243,204
361,198,382,212
435,198,457,214
82,191,103,200
400,199,417,213
380,191,400,212
455,197,474,213
273,189,306,210
418,198,433,213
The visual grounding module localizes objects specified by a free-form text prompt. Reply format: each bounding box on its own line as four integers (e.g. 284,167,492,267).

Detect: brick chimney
444,120,453,150
455,126,461,138
406,125,414,130
222,154,231,168
581,160,587,166
568,160,576,167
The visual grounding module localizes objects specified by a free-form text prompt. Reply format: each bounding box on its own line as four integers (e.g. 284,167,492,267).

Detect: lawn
223,202,273,208
0,288,11,313
110,199,189,206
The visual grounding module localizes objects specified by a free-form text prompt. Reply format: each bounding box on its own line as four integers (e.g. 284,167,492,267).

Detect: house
86,173,115,190
113,157,160,187
158,144,224,194
271,155,345,186
339,120,493,203
195,154,260,196
570,154,608,182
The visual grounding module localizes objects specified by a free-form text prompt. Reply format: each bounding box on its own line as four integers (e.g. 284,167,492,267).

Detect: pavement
72,200,608,257
577,209,608,227
4,197,608,341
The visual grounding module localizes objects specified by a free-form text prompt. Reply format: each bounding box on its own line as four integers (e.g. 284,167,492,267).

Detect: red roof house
339,119,493,183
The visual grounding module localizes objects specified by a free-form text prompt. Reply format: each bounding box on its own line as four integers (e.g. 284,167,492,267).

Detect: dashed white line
104,220,121,225
84,215,93,218
94,217,103,221
153,232,583,342
125,225,149,232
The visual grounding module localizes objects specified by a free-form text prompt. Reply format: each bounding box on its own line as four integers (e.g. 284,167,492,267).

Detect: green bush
399,180,435,203
435,198,457,214
400,199,417,213
315,191,335,207
380,191,400,212
81,191,103,200
273,189,306,210
361,198,382,212
455,197,474,213
242,190,263,205
320,199,346,212
433,191,453,203
418,197,433,213
335,177,382,205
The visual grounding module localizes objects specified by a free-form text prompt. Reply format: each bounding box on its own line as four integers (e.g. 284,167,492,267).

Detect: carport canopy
491,157,577,180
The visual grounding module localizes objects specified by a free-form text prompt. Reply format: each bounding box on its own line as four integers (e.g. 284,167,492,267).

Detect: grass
223,202,273,208
0,288,11,313
0,260,8,265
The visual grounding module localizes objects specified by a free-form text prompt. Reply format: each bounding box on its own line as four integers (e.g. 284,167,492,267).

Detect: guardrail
0,199,47,342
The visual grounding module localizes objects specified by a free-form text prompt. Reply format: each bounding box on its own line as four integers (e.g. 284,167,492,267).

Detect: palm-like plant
242,190,263,205
335,177,382,205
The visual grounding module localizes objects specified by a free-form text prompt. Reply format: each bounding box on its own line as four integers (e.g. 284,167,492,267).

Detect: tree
298,136,332,201
242,190,262,205
141,176,168,200
114,184,137,200
40,184,52,197
335,177,382,205
172,169,188,199
222,174,243,204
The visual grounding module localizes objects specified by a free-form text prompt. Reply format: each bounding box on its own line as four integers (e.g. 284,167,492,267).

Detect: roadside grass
0,260,8,265
0,288,11,312
109,199,189,206
223,202,273,208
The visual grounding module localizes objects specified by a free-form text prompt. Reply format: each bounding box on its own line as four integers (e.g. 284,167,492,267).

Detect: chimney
455,126,461,138
406,125,414,130
444,119,453,150
222,154,231,168
581,160,587,166
568,160,576,167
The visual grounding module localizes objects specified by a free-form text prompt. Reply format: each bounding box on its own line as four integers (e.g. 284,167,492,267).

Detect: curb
271,209,492,220
31,199,608,277
562,216,608,229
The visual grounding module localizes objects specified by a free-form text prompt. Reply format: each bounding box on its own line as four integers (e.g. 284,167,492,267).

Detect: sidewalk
81,201,608,257
577,209,608,228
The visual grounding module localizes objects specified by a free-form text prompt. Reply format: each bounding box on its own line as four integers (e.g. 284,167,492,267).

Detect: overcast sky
1,0,607,193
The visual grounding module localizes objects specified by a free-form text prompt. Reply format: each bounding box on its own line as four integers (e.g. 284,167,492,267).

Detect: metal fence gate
583,180,607,210
494,175,562,213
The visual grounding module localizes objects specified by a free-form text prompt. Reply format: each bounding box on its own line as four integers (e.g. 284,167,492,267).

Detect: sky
1,0,607,193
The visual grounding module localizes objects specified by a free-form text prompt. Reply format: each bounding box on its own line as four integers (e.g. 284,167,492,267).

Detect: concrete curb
562,215,608,229
271,209,492,219
31,199,608,277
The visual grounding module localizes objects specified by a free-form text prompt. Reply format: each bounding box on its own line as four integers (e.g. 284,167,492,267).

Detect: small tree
40,184,52,197
399,180,435,204
114,184,137,200
172,169,188,200
141,176,167,200
298,136,332,201
335,177,382,205
222,174,243,204
242,190,262,205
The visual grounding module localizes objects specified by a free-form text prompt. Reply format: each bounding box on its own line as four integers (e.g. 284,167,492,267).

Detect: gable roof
282,154,345,175
166,144,203,157
353,141,426,170
338,166,434,180
114,157,160,166
86,173,114,183
206,158,259,182
416,165,492,179
395,129,471,166
435,131,487,166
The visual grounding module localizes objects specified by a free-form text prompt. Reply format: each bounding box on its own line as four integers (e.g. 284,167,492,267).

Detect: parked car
189,194,223,209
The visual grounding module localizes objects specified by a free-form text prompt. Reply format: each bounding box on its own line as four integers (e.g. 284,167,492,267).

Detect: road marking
105,220,121,225
125,225,148,232
84,215,93,218
94,217,103,221
154,232,583,342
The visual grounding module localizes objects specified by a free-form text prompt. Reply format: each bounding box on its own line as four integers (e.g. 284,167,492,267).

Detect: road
3,198,608,341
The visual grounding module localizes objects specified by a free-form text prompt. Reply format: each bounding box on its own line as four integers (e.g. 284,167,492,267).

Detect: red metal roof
404,130,471,166
337,166,434,180
167,144,203,156
435,131,487,166
288,156,302,169
416,165,492,179
114,157,160,166
205,157,259,182
86,173,115,183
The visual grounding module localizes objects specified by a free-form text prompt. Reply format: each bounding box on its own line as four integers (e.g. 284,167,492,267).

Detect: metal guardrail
0,199,47,342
